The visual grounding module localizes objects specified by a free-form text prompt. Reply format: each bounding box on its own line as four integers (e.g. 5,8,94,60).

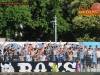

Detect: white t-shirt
88,50,93,58
73,50,78,57
41,55,46,61
96,51,100,58
88,50,92,54
26,55,32,61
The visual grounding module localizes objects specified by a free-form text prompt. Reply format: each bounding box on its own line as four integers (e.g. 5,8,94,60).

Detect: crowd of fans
0,41,80,62
0,41,100,72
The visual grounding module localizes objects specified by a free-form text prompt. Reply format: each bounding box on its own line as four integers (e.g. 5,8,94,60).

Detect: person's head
80,48,83,50
76,45,79,48
95,45,98,48
88,48,90,50
89,45,92,49
76,60,80,64
42,43,44,45
29,44,32,46
11,44,13,47
53,62,56,65
66,42,68,45
69,51,73,55
84,45,87,48
69,47,71,50
24,44,26,47
22,47,25,50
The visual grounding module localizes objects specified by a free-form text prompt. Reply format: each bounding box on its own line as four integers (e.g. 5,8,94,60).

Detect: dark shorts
97,58,100,63
86,62,91,67
81,59,85,64
86,59,92,67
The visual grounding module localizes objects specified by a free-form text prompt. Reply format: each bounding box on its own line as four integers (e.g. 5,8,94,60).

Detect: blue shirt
79,51,84,59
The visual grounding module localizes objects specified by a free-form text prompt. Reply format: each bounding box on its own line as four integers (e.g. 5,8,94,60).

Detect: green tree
29,0,70,41
0,0,70,41
0,0,32,40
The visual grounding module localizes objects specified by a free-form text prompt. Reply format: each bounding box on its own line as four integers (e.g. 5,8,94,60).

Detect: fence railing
0,56,100,72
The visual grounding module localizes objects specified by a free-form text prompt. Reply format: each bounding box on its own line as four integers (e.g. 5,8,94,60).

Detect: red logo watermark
0,2,29,5
78,3,100,16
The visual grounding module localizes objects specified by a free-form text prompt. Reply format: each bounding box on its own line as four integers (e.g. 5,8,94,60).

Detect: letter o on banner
34,63,47,72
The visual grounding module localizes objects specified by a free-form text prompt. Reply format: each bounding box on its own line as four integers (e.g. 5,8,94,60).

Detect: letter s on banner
64,62,76,72
18,63,32,72
34,63,47,72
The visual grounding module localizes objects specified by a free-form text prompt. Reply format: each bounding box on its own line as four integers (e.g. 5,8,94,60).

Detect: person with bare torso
68,51,73,61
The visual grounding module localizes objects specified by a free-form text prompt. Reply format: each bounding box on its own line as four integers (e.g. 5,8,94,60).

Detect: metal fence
0,55,100,72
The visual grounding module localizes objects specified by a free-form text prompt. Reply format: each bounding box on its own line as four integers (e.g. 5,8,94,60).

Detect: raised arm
49,40,52,44
59,40,62,46
3,49,7,56
41,43,45,52
2,41,6,49
2,41,6,46
45,41,48,47
32,42,37,48
26,40,28,48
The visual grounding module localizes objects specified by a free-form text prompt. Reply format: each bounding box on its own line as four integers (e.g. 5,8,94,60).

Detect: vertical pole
54,15,57,42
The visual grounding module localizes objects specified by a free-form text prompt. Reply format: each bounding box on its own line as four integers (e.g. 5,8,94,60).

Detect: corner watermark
78,3,100,16
0,2,29,5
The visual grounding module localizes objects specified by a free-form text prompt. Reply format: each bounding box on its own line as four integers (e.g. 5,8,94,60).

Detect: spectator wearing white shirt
26,53,32,61
96,48,100,68
88,46,94,68
73,48,78,62
40,53,46,61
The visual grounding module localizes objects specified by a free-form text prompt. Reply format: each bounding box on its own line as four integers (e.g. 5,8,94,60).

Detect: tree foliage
0,0,32,40
0,0,100,41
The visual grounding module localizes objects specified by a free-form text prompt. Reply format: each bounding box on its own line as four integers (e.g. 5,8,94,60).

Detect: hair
69,51,73,54
29,44,32,45
89,45,92,47
76,59,80,63
42,43,44,45
11,44,13,47
64,44,66,46
66,42,68,45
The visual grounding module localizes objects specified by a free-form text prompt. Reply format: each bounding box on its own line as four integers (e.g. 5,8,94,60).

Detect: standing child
51,62,58,72
75,60,80,72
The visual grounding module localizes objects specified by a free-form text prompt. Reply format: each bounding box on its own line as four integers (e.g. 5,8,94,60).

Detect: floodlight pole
51,15,57,42
54,15,57,42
